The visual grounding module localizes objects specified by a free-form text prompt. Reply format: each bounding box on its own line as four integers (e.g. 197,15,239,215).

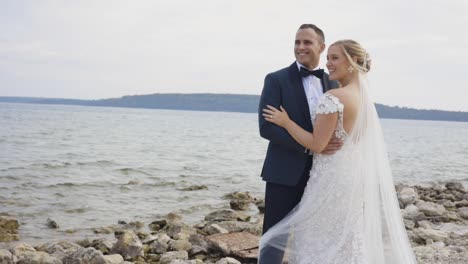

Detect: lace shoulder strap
315,93,344,115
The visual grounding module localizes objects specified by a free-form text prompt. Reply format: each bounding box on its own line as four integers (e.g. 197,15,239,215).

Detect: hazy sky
1,0,467,111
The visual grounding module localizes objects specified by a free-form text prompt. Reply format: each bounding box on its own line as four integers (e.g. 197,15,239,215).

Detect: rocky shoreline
1,182,468,264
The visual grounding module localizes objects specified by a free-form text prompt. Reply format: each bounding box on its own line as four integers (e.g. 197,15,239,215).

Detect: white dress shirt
296,62,324,120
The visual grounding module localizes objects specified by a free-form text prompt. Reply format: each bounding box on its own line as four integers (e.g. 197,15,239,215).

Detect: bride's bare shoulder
326,88,346,103
326,88,358,108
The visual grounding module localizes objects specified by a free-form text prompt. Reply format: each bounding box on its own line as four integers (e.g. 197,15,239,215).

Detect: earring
348,66,354,73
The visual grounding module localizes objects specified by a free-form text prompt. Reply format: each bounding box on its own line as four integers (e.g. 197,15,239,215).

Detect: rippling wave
1,103,467,245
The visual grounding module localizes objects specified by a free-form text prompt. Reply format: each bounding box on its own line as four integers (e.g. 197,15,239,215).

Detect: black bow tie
300,67,324,79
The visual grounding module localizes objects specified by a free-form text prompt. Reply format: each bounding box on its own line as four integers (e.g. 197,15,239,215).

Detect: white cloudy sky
0,0,467,111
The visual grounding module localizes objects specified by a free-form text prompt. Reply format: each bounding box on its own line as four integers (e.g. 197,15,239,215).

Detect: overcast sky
1,0,467,111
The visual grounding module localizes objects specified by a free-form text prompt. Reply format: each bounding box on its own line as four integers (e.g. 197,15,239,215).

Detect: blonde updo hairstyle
331,39,371,73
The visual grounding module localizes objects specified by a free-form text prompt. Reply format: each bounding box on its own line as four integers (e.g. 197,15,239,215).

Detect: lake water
1,102,467,245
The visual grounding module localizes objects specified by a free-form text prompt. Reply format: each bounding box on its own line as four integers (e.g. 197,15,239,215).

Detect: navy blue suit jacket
259,62,340,186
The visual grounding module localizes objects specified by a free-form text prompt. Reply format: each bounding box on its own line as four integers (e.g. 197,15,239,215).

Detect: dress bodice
311,93,347,141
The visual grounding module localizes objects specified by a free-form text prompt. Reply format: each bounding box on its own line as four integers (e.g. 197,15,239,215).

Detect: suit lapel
288,63,312,124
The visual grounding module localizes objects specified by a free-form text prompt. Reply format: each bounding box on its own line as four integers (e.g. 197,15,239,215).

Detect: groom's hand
321,137,343,155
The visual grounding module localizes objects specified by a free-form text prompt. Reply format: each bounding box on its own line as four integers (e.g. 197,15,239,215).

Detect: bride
259,40,417,264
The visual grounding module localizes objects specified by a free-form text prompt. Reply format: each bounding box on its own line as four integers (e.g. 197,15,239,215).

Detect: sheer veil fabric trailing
258,73,417,264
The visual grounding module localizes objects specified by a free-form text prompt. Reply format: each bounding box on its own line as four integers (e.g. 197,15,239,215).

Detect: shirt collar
296,61,320,72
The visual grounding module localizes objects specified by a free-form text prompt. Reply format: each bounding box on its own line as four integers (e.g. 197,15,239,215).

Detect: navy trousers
260,159,311,264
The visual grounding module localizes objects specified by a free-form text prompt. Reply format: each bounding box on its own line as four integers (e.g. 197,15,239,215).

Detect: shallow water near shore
1,102,468,246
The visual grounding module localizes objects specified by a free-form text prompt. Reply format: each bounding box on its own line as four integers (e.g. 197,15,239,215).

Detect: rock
414,228,449,242
0,230,20,242
255,199,265,214
148,234,171,254
204,223,229,235
149,219,168,231
10,243,36,256
223,192,254,202
16,251,62,264
215,257,242,264
62,247,106,264
404,219,415,230
103,254,124,264
93,227,114,234
111,230,144,260
166,212,183,223
91,239,115,255
206,232,259,259
142,234,160,244
458,207,468,219
416,201,446,217
159,251,189,264
398,187,418,206
444,211,461,221
403,205,426,222
437,222,468,236
230,199,250,211
0,216,19,230
179,185,208,191
169,239,192,251
126,180,141,185
188,234,209,249
37,240,82,261
0,216,20,242
166,223,197,240
446,182,465,192
0,249,15,264
455,200,468,208
215,221,252,233
205,210,249,222
189,245,207,257
168,260,202,264
47,218,59,229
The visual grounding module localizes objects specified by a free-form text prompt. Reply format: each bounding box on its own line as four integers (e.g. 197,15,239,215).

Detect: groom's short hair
298,24,325,43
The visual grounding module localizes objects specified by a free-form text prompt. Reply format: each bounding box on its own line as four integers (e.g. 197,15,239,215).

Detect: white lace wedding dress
258,74,417,264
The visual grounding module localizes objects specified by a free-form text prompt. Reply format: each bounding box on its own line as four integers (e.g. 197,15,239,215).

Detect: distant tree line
1,94,468,122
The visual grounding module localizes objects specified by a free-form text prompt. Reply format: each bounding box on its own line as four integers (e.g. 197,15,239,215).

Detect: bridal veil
258,73,417,263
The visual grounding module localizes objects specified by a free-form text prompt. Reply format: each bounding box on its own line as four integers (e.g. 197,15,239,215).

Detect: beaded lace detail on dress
291,93,367,264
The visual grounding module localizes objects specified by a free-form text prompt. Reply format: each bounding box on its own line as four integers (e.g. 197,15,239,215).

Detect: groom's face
294,28,325,69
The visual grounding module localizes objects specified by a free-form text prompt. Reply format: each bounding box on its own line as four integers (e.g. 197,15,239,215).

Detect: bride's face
326,45,351,82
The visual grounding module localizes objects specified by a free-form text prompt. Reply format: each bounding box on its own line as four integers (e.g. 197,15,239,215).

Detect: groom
258,24,340,263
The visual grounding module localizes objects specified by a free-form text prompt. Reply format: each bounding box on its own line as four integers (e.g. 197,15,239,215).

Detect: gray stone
204,223,229,235
16,251,62,264
111,230,143,260
159,251,189,264
36,241,82,261
398,187,418,206
168,260,202,264
103,254,124,264
204,210,249,222
416,201,446,217
47,218,59,229
414,228,449,242
206,232,259,259
169,239,192,251
446,182,465,192
230,199,250,211
215,257,242,264
91,239,115,255
0,249,15,264
404,219,415,230
166,223,197,240
62,247,106,264
10,243,36,256
458,207,468,219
